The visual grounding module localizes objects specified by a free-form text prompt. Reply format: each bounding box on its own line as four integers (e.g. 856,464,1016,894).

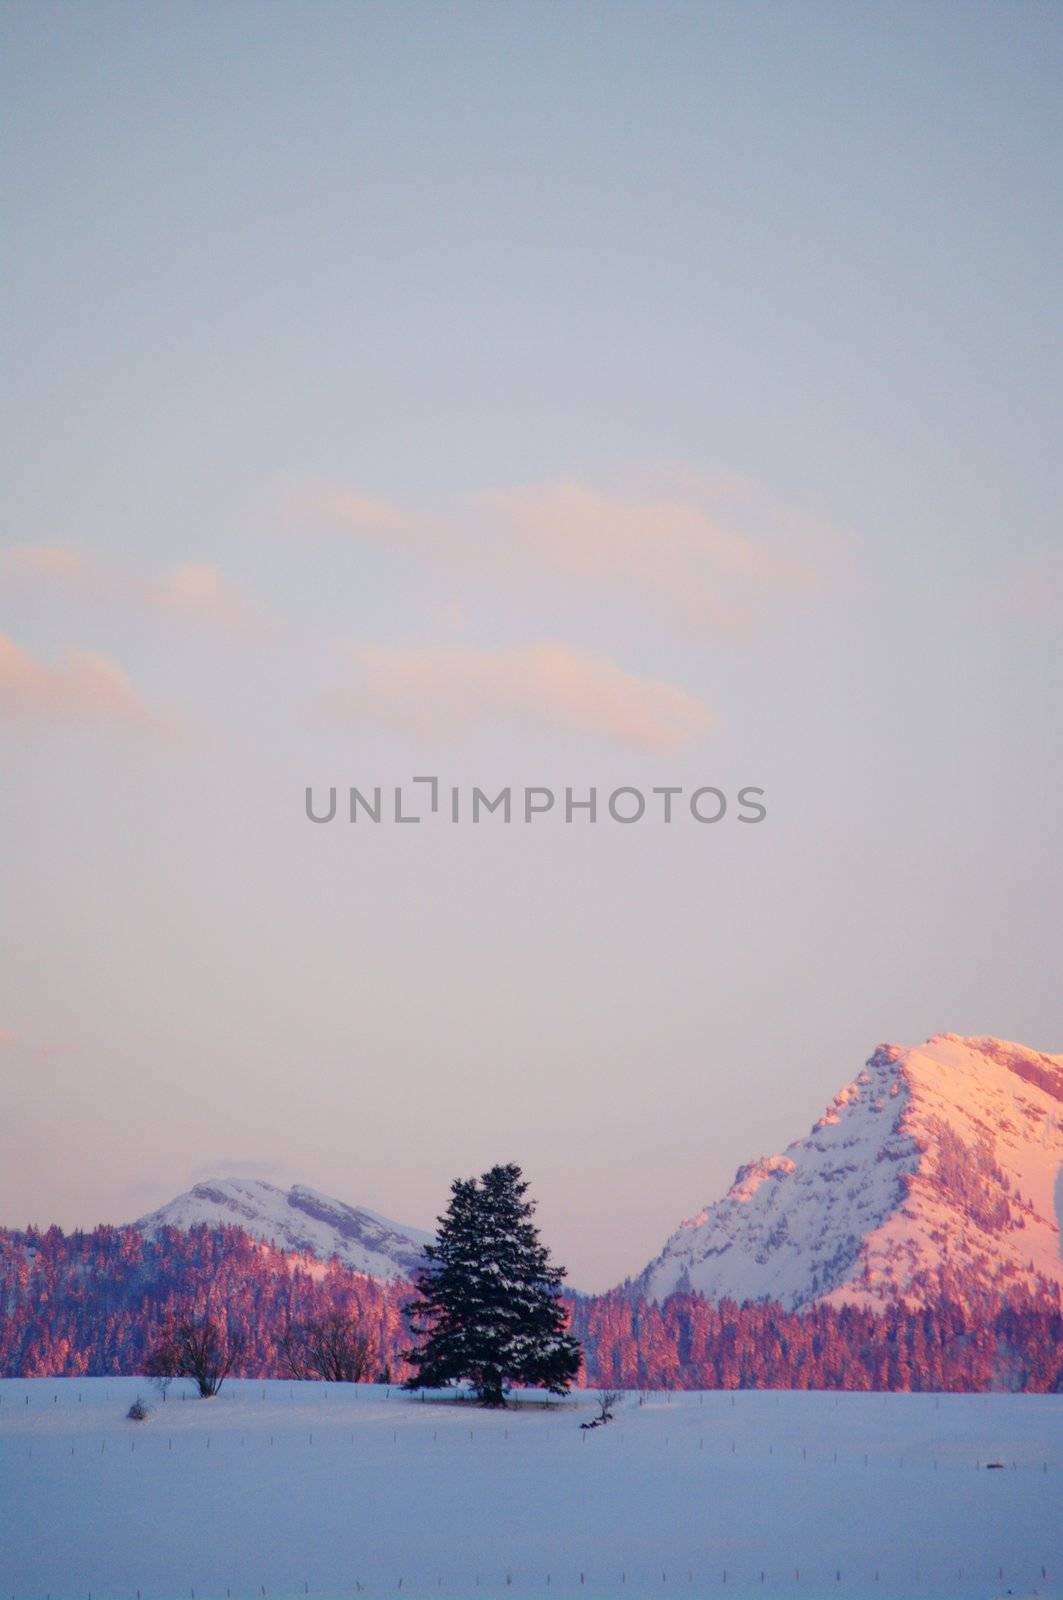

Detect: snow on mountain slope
635,1035,1063,1310
135,1178,432,1280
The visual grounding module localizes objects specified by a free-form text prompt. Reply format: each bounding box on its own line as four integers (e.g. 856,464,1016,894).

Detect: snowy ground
1,1379,1059,1600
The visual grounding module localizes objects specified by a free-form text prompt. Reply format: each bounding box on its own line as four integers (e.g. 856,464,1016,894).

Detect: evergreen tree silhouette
404,1162,582,1406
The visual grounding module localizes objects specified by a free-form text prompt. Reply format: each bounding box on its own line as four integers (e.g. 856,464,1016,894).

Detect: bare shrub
149,1372,173,1402
146,1316,245,1398
581,1389,624,1429
597,1389,623,1422
279,1311,374,1383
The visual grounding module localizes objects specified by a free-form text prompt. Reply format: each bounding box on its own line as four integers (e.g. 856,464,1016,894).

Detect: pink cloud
284,469,833,638
148,562,271,641
0,633,190,737
3,547,270,642
320,639,712,752
281,487,408,536
2,544,112,593
483,478,823,628
999,548,1063,619
0,1028,17,1049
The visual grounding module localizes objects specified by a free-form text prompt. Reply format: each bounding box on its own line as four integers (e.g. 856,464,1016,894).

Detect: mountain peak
134,1176,431,1281
634,1033,1063,1310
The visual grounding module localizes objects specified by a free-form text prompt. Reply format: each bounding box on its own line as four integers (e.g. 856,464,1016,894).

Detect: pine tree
403,1162,582,1406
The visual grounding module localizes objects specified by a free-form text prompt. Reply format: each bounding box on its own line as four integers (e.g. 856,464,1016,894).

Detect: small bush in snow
597,1389,622,1422
581,1390,624,1429
127,1396,151,1421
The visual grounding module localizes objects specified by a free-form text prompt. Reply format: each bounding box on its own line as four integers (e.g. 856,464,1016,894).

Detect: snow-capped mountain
634,1034,1063,1310
135,1178,432,1281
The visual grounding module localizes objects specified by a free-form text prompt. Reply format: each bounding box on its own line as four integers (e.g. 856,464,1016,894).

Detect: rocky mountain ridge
134,1176,432,1281
634,1034,1063,1309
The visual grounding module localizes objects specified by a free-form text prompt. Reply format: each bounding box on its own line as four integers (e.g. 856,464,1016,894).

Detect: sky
1,0,1060,1291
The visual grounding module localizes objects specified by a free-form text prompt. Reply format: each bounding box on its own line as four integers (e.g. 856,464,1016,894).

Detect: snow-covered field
1,1379,1059,1600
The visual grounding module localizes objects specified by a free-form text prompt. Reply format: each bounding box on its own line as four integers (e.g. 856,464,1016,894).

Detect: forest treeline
1,1223,1060,1393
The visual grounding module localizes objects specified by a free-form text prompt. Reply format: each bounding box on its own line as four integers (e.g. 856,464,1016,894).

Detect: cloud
148,562,271,640
999,548,1063,619
189,1157,290,1183
2,547,271,642
2,544,112,594
0,1026,78,1056
319,639,713,751
427,598,468,636
481,477,824,631
0,633,190,737
281,487,408,537
285,468,834,638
